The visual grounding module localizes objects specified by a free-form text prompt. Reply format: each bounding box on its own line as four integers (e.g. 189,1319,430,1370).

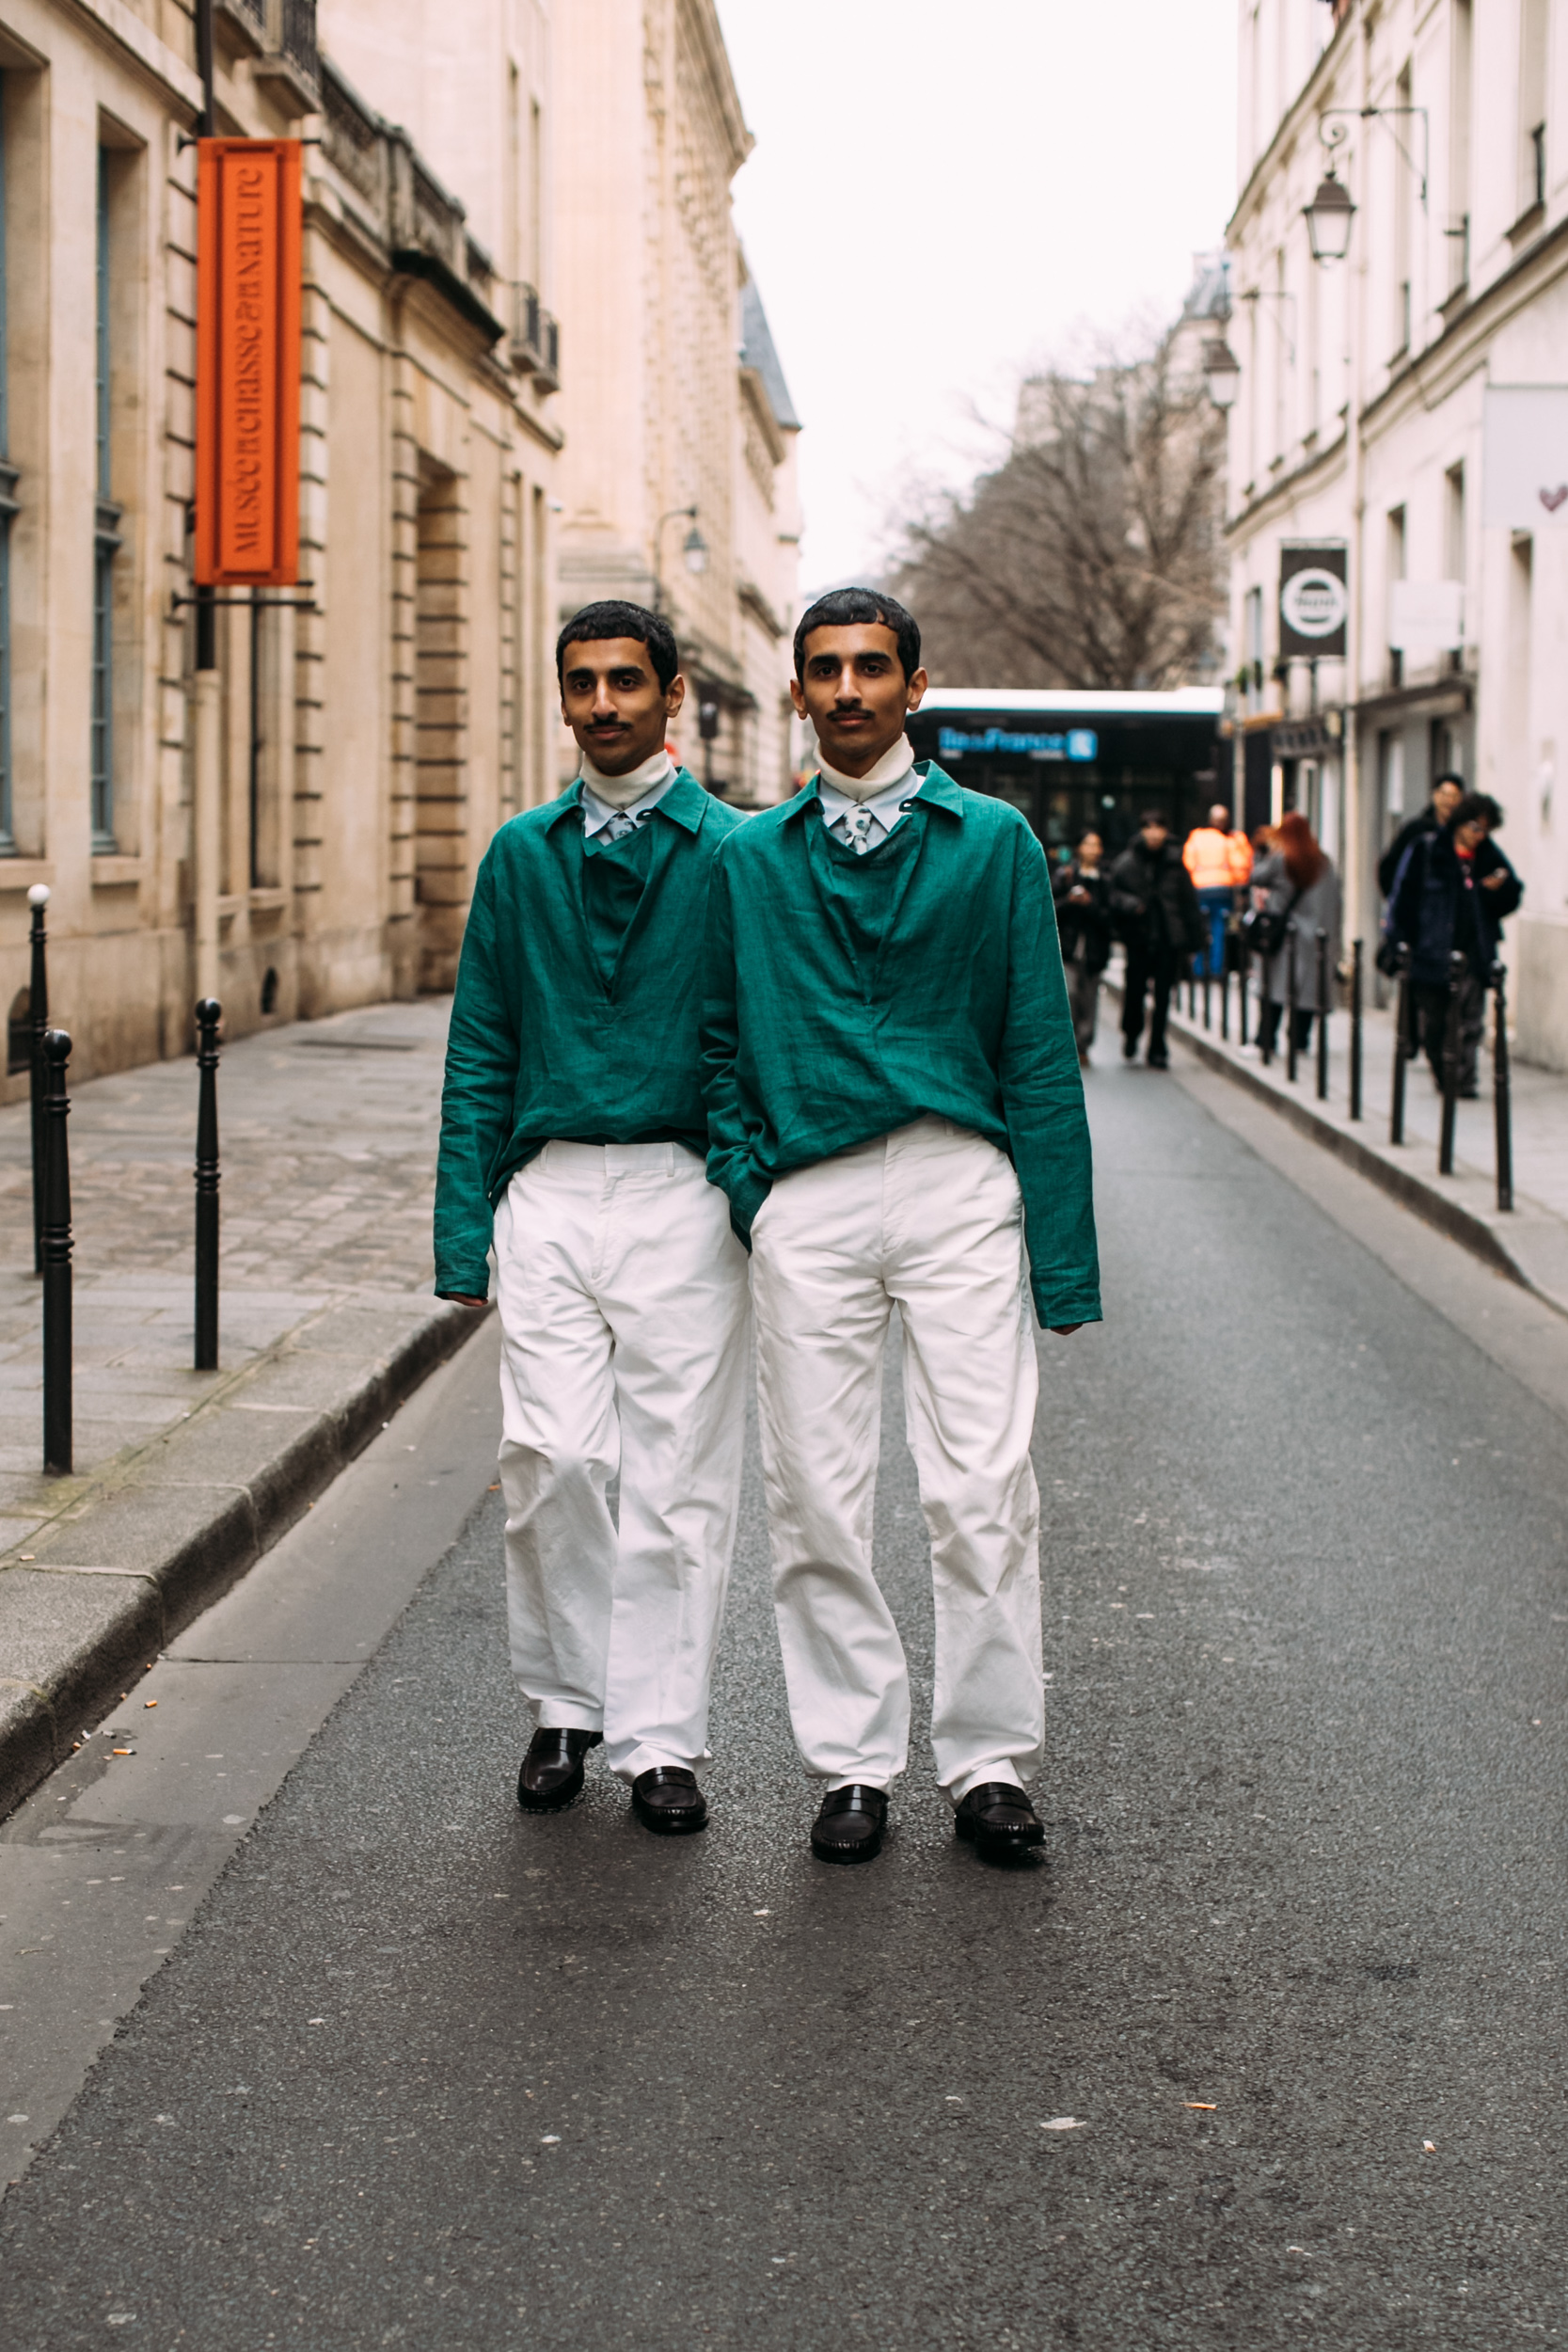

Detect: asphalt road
3,1052,1566,2349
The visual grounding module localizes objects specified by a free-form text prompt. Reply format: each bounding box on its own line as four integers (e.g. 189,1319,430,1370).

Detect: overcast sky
715,0,1240,595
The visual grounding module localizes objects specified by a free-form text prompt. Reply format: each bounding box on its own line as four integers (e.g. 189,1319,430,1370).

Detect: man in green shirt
703,588,1100,1869
436,601,749,1837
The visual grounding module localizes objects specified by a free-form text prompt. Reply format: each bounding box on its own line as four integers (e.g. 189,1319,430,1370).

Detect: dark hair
556,600,679,692
1449,791,1502,832
793,587,920,682
1432,771,1465,793
1275,808,1327,889
1077,827,1103,847
1139,808,1169,828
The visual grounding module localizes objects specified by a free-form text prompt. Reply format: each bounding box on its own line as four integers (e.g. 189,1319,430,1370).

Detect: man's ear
788,675,809,719
664,672,687,719
905,665,929,713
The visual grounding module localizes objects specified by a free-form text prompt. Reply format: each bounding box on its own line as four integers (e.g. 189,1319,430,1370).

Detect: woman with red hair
1250,810,1341,1061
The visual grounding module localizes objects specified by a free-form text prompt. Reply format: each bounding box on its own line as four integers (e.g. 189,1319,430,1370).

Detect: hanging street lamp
1201,337,1242,410
1304,168,1356,263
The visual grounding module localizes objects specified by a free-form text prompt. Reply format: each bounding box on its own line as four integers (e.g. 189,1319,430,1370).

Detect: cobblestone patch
0,999,451,1515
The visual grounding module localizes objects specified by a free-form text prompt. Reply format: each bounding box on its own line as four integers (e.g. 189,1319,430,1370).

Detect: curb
0,1294,490,1821
1102,977,1568,1319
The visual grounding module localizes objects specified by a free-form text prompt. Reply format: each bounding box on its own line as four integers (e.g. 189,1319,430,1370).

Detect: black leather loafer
810,1784,889,1865
954,1782,1046,1864
516,1726,601,1814
630,1766,707,1836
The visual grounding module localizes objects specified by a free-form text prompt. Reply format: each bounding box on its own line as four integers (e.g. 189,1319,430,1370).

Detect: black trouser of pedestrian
1121,942,1181,1060
1068,951,1100,1057
1411,973,1485,1094
1258,1000,1315,1059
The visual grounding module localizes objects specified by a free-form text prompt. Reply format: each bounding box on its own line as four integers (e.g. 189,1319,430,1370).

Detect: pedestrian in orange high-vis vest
1183,802,1253,978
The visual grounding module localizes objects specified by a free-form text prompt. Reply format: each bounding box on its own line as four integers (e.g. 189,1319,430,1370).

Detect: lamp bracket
1319,105,1429,209
1235,287,1297,364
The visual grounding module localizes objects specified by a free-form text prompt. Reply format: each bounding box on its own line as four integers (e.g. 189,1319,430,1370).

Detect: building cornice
682,0,753,181
61,0,204,119
1226,426,1350,544
1227,5,1356,246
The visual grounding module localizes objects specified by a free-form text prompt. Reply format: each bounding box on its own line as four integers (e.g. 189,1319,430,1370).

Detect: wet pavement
1,1052,1564,2348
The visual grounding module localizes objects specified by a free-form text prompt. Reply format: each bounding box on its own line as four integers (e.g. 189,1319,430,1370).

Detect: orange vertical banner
194,139,302,587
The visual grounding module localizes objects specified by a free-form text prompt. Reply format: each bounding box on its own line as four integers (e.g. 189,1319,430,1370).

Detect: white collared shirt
815,736,924,854
578,751,677,840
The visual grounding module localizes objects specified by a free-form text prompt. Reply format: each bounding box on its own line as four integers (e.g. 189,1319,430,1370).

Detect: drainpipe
192,0,220,1007
1343,0,1370,946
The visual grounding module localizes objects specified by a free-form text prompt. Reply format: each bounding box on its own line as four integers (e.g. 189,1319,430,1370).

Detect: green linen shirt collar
543,767,710,836
784,758,964,824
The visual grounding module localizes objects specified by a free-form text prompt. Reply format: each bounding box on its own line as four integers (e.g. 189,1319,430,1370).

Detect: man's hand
1048,1323,1083,1336
439,1294,489,1308
1481,869,1507,890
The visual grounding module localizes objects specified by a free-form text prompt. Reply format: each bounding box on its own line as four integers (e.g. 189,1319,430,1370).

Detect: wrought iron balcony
510,283,560,393
278,0,318,87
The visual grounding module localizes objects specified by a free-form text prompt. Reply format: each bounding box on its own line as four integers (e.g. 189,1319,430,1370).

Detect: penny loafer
954,1782,1046,1863
516,1726,601,1814
630,1766,707,1836
810,1783,889,1865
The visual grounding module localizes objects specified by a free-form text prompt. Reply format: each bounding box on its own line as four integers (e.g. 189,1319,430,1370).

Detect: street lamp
1304,168,1356,263
1201,337,1241,411
652,505,707,612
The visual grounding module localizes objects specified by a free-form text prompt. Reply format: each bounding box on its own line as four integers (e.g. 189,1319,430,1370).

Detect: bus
906,689,1225,862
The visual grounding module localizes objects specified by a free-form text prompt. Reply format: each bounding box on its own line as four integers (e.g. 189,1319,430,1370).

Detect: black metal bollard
195,998,222,1372
1389,945,1411,1146
41,1028,72,1475
1201,962,1212,1031
1286,920,1300,1083
1491,961,1513,1213
1315,928,1330,1102
1219,953,1230,1041
1437,950,1466,1177
28,884,49,1278
1238,932,1250,1047
1349,939,1364,1122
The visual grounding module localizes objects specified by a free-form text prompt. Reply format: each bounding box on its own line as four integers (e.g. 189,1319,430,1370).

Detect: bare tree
890,333,1227,691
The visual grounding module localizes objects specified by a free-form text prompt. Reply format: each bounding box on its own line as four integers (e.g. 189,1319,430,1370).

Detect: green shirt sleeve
434,851,516,1298
700,845,769,1247
999,827,1103,1328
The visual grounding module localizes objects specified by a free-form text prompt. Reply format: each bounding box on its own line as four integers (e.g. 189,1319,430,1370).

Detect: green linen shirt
435,771,743,1297
701,763,1101,1330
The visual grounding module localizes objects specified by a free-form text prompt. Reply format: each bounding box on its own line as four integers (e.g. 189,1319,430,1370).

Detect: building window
1243,583,1264,713
91,147,121,851
1519,0,1549,215
1449,0,1473,270
0,78,14,854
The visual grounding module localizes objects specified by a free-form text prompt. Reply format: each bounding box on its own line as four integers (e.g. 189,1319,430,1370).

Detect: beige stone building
0,0,797,1097
553,0,800,808
0,0,568,1091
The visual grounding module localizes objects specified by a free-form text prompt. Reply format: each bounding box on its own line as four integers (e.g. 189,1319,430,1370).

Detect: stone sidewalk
0,998,483,1815
1121,966,1568,1317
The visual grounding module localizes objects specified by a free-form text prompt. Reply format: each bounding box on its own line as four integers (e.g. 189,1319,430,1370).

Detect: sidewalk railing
29,999,224,1474
1206,937,1514,1215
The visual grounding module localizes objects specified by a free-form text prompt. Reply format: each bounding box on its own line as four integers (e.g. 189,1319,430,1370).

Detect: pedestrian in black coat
1053,829,1114,1063
1377,771,1464,898
1389,792,1523,1095
1108,811,1205,1069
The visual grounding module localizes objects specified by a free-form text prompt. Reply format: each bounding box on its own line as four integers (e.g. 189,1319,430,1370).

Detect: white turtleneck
815,734,922,853
578,746,677,834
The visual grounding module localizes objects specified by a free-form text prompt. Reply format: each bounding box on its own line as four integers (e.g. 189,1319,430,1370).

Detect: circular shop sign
1280,567,1349,639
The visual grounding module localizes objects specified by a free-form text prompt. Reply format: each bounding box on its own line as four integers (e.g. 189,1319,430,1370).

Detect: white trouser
494,1140,751,1782
751,1117,1043,1804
